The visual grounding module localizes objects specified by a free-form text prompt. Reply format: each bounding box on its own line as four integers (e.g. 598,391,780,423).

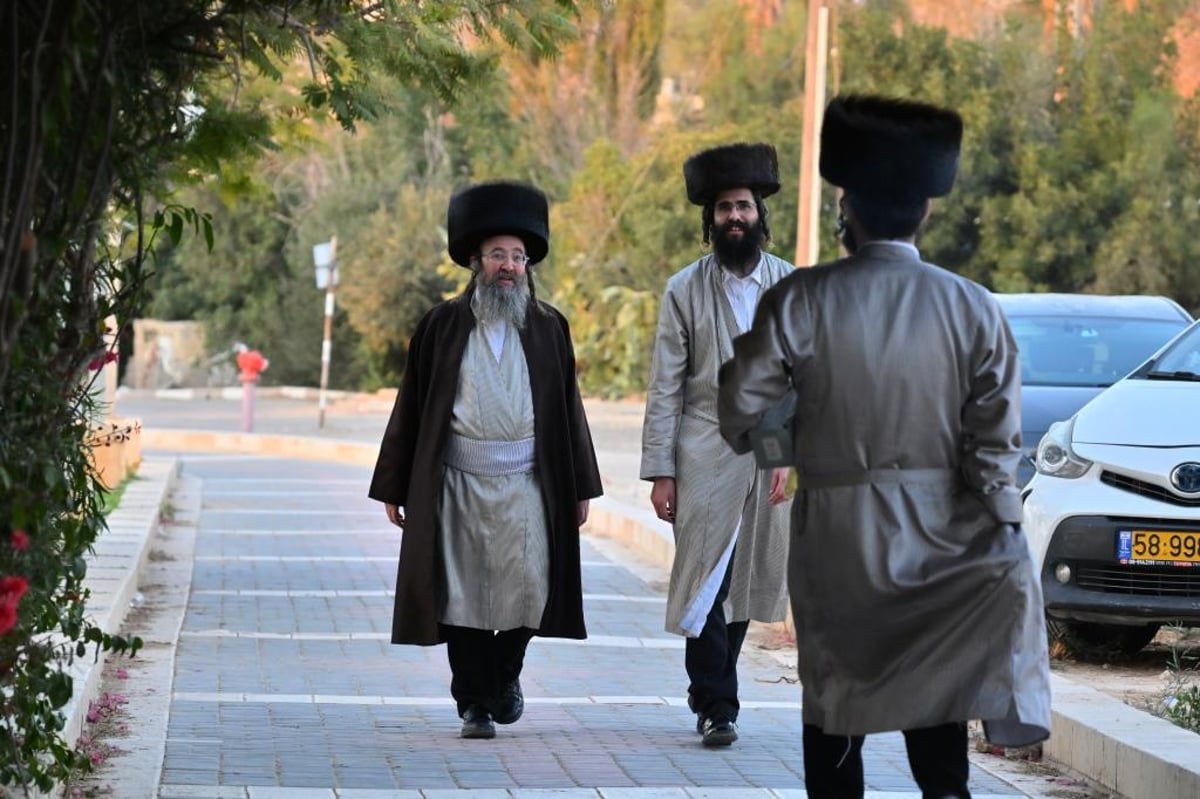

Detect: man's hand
651,476,677,522
385,503,405,528
577,499,590,527
768,468,789,505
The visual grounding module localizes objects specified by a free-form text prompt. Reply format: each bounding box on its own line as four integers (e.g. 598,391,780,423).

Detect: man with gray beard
473,250,530,327
370,180,603,740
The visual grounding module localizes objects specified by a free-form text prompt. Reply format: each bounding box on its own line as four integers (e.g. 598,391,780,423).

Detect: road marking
192,556,623,566
189,589,664,603
179,630,684,648
193,556,396,562
157,786,1016,798
202,489,366,496
170,692,793,709
197,509,382,515
201,477,367,484
196,528,392,536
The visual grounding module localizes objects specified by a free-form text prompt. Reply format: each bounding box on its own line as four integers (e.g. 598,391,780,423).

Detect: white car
1022,318,1200,656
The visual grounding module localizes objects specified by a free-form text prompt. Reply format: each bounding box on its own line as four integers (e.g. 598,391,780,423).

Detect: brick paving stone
152,455,1025,797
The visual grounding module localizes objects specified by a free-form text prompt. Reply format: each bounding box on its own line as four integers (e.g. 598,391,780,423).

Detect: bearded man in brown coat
370,181,603,740
718,96,1051,798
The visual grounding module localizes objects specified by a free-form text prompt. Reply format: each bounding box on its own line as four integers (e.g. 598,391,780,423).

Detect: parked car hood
1022,385,1105,449
1072,379,1200,447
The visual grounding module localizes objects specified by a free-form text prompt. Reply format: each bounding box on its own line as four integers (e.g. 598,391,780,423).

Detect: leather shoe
701,717,738,747
493,679,524,725
460,705,495,739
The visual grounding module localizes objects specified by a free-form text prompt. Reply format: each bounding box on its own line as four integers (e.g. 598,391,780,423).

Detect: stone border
42,457,180,798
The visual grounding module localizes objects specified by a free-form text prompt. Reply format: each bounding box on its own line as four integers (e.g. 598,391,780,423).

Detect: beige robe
438,324,549,630
718,242,1051,746
641,252,794,636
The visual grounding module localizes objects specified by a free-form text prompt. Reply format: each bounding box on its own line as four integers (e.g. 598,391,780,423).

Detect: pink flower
10,529,29,552
115,668,128,680
86,351,118,371
0,576,29,636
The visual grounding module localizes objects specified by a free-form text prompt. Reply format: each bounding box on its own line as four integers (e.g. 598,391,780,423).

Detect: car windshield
1144,323,1200,379
1008,315,1188,387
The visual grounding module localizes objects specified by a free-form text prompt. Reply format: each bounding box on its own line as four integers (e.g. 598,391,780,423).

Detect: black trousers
441,624,535,717
684,552,748,722
802,721,971,799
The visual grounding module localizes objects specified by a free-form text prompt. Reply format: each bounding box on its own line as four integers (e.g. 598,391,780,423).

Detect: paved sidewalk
87,452,1030,798
77,391,1200,796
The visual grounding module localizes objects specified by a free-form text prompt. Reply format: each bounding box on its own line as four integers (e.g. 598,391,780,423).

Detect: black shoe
701,717,738,747
460,705,495,739
695,714,704,735
493,679,523,725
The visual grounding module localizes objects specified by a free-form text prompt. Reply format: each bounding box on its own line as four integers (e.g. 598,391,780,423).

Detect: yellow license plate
1119,530,1200,565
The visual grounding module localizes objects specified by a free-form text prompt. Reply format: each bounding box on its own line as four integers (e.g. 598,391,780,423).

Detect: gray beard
475,273,530,328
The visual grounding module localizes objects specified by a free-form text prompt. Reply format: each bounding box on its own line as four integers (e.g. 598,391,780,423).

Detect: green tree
976,1,1191,295
0,1,582,791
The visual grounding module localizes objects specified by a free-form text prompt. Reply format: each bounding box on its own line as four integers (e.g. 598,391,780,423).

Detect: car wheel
1046,618,1161,659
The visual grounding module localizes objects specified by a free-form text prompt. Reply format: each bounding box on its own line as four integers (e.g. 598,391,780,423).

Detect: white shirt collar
720,255,764,286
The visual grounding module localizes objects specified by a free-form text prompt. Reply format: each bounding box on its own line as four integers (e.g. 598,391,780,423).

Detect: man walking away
718,95,1051,798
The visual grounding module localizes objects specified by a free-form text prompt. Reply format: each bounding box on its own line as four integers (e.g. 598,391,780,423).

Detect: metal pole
319,267,338,429
317,237,337,429
795,2,830,268
241,374,257,433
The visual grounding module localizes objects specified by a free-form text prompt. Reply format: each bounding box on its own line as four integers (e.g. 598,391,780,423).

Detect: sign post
312,237,338,429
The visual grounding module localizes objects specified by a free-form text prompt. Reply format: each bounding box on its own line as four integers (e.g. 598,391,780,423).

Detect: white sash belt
444,434,536,476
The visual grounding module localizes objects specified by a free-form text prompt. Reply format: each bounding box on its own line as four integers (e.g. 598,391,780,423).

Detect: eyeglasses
482,249,529,267
715,200,756,214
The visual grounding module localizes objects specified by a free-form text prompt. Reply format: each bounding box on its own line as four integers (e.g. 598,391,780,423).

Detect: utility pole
795,0,830,268
312,237,338,429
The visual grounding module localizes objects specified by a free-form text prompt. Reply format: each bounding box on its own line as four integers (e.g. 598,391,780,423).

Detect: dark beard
712,220,764,274
836,212,859,254
475,272,530,327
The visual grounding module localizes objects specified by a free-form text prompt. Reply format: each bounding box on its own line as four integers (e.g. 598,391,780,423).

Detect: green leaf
47,672,73,708
168,212,184,246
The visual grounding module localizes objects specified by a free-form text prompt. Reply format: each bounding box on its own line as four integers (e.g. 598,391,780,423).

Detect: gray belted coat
641,252,794,636
717,242,1051,746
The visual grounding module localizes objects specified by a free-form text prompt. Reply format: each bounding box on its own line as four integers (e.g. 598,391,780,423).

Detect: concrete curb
141,428,378,465
121,386,362,402
1046,674,1200,798
136,427,1200,799
50,457,179,797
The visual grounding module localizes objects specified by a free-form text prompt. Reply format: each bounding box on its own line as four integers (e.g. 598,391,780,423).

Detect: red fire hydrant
237,349,269,432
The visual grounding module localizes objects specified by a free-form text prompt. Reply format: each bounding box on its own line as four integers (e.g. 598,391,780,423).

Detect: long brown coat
718,242,1051,747
369,291,603,645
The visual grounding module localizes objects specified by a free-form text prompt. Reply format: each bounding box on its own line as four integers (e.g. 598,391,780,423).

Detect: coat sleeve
368,313,430,507
717,283,797,454
558,312,604,501
639,283,689,481
960,296,1024,524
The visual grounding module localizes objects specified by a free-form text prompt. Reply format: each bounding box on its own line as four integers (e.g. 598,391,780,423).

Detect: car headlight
1034,419,1093,479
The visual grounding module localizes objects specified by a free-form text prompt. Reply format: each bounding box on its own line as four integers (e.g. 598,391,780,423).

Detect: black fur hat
683,143,781,206
447,181,550,268
820,95,963,202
